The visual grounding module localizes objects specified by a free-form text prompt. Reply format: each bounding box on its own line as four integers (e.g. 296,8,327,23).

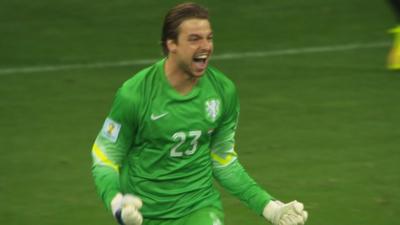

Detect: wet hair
161,2,209,56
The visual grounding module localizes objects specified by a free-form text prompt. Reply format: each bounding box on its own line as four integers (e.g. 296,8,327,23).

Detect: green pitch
1,0,399,225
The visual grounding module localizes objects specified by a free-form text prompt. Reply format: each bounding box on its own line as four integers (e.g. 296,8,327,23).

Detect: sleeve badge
101,118,121,143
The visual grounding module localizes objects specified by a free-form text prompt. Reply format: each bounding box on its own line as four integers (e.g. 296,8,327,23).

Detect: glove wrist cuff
111,193,124,216
263,200,279,222
114,209,125,225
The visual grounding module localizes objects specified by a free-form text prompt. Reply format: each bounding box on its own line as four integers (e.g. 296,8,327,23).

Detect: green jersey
92,59,272,219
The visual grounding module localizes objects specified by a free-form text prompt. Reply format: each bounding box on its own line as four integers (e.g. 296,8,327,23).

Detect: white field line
0,41,390,75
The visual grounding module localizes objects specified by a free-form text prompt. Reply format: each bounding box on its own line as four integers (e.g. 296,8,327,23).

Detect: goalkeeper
91,2,308,225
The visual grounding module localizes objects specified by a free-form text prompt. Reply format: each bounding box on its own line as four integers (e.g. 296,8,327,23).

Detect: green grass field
1,0,399,224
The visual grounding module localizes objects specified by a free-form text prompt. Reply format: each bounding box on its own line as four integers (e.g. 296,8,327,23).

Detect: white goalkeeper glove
263,200,308,225
111,193,143,225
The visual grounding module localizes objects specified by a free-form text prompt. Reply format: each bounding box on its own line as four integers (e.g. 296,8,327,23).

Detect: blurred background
1,0,399,224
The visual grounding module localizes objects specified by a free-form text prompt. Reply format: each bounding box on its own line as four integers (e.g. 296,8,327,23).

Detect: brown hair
161,2,209,56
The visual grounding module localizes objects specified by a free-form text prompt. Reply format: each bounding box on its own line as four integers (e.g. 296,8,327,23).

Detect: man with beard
91,3,308,225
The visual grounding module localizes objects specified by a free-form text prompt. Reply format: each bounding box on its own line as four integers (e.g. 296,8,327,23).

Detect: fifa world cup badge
205,99,220,122
101,118,121,143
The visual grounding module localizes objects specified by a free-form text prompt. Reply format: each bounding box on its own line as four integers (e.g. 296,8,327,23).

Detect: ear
167,39,177,54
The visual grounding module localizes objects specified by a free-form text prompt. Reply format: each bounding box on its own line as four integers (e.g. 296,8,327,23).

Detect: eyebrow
188,32,213,38
188,34,202,38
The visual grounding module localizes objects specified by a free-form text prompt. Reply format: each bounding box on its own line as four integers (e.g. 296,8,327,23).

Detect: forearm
92,165,121,211
213,160,273,215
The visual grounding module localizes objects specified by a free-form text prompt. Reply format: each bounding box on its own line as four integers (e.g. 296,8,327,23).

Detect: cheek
187,44,198,52
180,46,197,58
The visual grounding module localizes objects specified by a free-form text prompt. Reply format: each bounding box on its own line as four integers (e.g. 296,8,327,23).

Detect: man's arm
210,80,272,214
212,159,273,214
211,80,307,224
212,154,308,225
91,87,137,211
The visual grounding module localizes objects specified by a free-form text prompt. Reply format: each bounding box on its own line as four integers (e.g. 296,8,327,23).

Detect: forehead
178,18,212,36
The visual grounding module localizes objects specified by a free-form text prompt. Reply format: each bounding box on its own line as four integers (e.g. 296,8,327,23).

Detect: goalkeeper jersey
91,59,271,219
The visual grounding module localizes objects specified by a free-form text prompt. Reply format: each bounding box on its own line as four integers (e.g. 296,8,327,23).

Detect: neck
164,57,199,95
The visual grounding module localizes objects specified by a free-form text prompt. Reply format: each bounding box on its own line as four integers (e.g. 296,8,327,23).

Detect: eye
188,36,201,42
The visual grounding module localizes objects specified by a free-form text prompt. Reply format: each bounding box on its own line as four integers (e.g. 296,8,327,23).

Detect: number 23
170,130,202,157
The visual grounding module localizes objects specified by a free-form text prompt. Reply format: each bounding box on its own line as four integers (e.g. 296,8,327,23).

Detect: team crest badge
205,99,220,122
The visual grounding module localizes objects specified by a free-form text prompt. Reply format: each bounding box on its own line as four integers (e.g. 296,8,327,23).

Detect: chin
192,70,206,78
191,65,208,77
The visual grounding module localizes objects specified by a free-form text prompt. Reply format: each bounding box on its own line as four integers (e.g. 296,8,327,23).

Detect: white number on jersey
170,130,202,157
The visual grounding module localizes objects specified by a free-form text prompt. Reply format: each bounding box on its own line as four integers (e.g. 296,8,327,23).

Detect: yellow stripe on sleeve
92,144,119,171
211,150,237,167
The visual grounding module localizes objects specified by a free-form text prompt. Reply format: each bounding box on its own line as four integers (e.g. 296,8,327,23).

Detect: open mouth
192,54,209,73
193,54,208,63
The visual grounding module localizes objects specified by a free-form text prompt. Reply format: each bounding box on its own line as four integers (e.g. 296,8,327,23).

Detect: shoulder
118,60,162,100
206,65,237,95
121,61,159,92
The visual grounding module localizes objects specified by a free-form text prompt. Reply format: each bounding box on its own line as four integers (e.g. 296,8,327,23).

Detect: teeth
194,55,207,59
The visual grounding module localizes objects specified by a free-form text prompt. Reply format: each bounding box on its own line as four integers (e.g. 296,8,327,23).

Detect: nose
200,38,213,51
